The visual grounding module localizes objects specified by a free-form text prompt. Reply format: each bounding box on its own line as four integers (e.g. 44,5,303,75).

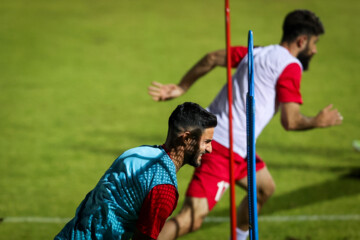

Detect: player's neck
163,142,185,172
280,41,300,57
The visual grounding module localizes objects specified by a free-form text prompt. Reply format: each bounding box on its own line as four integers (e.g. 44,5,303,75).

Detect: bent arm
280,102,343,131
134,184,178,240
178,49,227,91
148,50,226,101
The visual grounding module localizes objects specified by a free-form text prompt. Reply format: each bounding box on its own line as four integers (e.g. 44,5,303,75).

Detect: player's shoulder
120,145,164,159
259,45,301,69
114,145,172,174
257,44,292,56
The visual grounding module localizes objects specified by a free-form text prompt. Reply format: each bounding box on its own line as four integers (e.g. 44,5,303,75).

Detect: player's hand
148,81,185,101
315,104,343,127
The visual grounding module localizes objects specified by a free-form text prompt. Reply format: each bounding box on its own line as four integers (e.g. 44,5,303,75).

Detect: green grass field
1,0,359,239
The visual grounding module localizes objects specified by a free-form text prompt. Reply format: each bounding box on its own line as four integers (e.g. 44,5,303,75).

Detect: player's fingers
335,118,343,125
152,97,160,101
330,109,342,119
151,81,163,88
148,86,161,92
324,104,333,111
338,112,343,121
330,111,342,125
330,108,339,115
148,90,161,97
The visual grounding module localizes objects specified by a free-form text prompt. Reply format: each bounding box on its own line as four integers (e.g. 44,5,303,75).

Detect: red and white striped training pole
225,0,237,239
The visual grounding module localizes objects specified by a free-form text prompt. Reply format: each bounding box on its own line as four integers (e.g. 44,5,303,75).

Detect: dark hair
168,102,217,139
281,9,324,43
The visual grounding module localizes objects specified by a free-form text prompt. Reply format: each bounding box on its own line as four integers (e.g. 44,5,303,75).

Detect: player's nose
206,143,212,153
312,45,317,54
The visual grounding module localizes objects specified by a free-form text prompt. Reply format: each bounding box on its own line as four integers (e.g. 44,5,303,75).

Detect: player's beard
184,142,204,168
183,129,204,167
297,47,312,71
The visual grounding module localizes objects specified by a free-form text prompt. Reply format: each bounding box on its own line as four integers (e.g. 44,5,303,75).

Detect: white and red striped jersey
208,45,303,158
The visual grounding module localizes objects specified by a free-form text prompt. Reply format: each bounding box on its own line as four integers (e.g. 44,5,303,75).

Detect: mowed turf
0,0,359,239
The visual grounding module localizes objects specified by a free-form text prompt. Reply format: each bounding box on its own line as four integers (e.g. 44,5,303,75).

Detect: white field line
1,215,360,224
204,215,360,223
1,217,72,223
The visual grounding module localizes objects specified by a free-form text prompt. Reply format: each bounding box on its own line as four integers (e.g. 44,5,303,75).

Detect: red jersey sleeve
276,63,303,104
230,46,248,68
136,184,179,239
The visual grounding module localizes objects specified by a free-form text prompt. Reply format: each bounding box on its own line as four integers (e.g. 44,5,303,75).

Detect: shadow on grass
261,168,360,215
202,168,360,230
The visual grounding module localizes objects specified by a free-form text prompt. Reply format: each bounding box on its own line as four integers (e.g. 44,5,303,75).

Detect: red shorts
186,140,265,210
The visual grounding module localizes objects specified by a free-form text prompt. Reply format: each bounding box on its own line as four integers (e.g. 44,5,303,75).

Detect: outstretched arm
280,102,343,131
148,49,227,101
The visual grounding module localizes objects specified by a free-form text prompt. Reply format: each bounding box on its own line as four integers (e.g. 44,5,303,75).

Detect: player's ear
180,131,191,144
297,34,308,49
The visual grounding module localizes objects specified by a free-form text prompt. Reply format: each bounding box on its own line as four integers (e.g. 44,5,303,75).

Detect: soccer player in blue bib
54,102,217,240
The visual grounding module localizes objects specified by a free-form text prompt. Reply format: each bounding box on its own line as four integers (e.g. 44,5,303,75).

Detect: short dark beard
297,43,312,71
184,149,201,167
184,129,203,167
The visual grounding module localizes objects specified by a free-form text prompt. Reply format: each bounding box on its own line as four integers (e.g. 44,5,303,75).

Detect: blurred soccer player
54,102,217,240
148,10,342,240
